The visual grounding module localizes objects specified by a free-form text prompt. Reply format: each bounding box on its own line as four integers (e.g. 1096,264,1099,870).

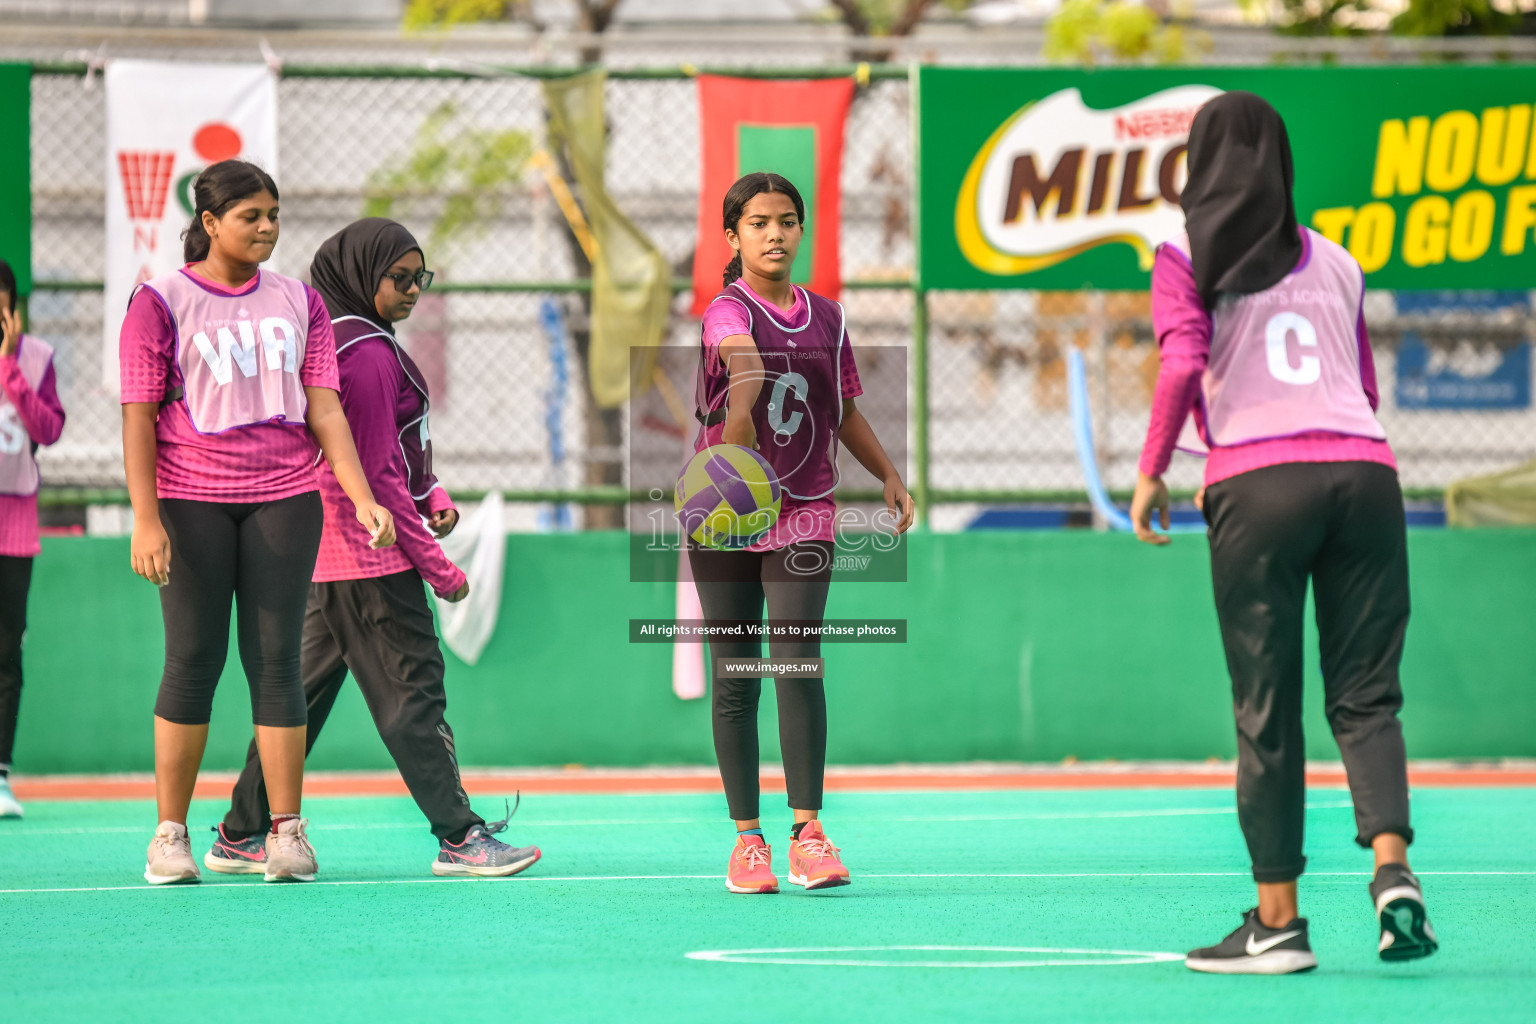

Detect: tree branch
890,0,936,37
578,0,624,34
826,0,873,37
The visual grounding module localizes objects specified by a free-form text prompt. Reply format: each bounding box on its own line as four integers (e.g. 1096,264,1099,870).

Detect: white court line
2,869,1532,896
889,802,1354,823
0,820,705,836
0,875,719,895
0,803,1358,838
862,871,1536,878
685,945,1185,969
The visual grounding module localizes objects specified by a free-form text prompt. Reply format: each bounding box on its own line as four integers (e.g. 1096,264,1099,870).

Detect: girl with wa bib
1130,93,1436,973
0,258,66,820
690,173,913,896
119,161,396,885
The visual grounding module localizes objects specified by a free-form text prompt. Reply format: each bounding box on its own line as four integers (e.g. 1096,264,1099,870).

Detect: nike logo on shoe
1246,930,1301,956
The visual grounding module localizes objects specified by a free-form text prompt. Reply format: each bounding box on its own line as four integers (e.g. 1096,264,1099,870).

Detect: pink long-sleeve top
309,322,464,598
0,337,67,557
1138,239,1396,487
699,280,863,550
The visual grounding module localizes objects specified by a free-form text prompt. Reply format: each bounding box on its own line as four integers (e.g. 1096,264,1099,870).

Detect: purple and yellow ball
675,444,782,550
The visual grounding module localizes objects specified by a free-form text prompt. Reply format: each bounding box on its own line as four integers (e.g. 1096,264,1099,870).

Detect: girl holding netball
0,259,66,820
120,160,395,884
204,218,539,878
691,172,913,895
1131,92,1436,972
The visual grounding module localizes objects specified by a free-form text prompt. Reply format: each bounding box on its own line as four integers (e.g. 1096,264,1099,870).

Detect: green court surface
3,786,1532,1024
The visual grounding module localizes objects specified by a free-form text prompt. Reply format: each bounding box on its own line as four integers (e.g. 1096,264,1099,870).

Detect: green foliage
1098,0,1159,53
1044,0,1210,63
362,101,534,255
836,0,972,34
1391,0,1520,35
1246,0,1519,37
1263,0,1381,36
402,0,511,30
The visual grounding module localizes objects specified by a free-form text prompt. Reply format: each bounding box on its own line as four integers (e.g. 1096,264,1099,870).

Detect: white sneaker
0,776,22,819
264,817,318,882
144,821,200,884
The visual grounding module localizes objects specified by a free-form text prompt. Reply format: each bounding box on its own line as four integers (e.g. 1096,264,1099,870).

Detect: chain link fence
24,64,1536,516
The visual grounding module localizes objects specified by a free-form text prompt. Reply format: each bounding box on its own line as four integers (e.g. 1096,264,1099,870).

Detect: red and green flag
692,75,854,316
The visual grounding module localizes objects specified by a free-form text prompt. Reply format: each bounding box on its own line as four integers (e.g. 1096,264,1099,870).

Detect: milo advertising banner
918,66,1536,291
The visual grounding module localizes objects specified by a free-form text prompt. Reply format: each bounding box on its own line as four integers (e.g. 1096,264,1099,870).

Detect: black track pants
688,540,834,821
223,570,481,841
1205,461,1413,883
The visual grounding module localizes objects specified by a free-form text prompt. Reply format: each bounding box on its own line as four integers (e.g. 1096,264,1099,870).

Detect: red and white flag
103,61,278,388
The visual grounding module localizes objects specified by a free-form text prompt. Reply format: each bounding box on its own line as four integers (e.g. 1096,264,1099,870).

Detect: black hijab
1180,92,1303,310
309,217,423,333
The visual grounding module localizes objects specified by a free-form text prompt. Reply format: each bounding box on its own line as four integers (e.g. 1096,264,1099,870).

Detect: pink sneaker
787,820,850,890
726,833,779,894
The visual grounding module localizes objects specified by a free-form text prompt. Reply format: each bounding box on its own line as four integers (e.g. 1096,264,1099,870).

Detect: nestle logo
1114,107,1200,141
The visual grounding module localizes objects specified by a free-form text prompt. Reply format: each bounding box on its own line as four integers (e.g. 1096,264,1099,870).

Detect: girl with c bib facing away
1130,93,1436,973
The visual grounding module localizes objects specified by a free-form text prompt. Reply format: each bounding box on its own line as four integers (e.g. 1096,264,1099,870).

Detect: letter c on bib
1265,311,1321,386
768,372,808,437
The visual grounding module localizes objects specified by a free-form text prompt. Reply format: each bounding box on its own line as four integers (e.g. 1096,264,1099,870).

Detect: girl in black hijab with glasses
1130,93,1436,973
205,218,541,878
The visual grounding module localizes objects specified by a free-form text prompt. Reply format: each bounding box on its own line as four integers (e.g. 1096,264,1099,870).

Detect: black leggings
1205,461,1412,883
154,493,323,728
0,555,33,772
688,539,833,821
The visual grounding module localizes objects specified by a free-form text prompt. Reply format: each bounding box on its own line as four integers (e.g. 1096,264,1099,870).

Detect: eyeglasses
383,269,434,293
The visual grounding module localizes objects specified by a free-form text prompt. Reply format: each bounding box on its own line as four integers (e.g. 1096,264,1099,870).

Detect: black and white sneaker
1372,864,1438,962
1186,908,1318,975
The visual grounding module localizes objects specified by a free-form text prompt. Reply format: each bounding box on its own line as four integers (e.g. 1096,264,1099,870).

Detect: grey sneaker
204,823,268,875
264,817,318,883
145,821,201,885
0,775,22,819
432,797,541,878
1372,863,1439,962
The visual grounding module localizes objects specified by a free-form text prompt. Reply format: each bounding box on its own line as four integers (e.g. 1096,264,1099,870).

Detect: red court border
11,764,1535,802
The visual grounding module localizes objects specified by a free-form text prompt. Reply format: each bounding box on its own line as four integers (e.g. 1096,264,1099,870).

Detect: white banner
103,60,278,389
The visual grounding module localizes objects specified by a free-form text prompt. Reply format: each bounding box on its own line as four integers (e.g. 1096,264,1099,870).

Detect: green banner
737,124,818,283
918,65,1536,291
0,64,29,297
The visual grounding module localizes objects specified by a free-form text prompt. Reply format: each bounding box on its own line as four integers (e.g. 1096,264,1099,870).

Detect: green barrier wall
14,530,1535,774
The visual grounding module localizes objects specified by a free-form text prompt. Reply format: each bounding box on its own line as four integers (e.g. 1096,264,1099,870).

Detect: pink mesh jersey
139,268,312,434
119,266,339,503
1165,228,1386,450
695,280,863,551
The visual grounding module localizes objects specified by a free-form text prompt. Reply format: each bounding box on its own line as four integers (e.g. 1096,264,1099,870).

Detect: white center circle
684,945,1184,969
